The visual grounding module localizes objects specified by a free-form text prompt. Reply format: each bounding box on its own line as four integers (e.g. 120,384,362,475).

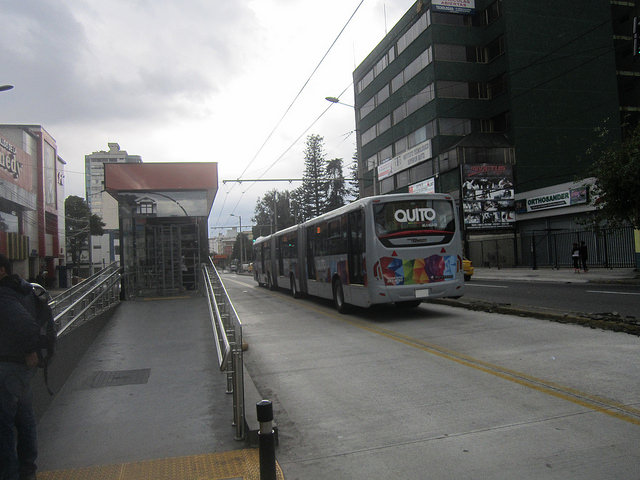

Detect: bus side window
278,235,284,276
348,210,365,284
306,225,316,280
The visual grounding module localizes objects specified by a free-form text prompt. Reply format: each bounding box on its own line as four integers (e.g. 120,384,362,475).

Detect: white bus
253,193,465,312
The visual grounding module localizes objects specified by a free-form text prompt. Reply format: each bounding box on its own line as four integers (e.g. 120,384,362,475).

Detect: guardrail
50,262,122,337
202,259,245,441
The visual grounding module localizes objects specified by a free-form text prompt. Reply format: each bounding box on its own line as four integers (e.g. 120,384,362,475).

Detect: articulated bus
253,193,465,312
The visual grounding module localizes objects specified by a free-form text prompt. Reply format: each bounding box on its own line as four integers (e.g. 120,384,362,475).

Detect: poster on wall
462,164,514,230
409,177,435,194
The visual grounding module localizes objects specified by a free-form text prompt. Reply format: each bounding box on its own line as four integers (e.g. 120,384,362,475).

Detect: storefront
0,125,66,285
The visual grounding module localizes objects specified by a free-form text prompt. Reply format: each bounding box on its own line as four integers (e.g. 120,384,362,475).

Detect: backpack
31,283,57,394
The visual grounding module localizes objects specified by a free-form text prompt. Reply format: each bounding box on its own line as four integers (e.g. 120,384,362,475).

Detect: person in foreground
0,254,41,480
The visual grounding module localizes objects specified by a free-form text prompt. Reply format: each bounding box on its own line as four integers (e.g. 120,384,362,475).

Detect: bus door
348,209,365,284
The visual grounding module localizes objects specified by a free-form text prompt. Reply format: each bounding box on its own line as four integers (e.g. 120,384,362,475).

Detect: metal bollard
257,399,277,480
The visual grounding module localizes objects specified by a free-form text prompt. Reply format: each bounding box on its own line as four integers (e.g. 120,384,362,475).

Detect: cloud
1,0,416,226
0,0,258,125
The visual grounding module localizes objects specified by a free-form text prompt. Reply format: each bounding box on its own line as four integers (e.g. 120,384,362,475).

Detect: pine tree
347,150,360,201
325,158,347,211
300,134,327,220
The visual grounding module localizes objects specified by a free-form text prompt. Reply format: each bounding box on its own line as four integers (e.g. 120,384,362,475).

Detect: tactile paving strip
38,449,284,480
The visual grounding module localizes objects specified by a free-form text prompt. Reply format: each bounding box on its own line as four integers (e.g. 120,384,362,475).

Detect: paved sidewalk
471,266,640,284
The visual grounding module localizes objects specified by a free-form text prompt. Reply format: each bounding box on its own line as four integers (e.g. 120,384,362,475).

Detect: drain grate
90,369,151,388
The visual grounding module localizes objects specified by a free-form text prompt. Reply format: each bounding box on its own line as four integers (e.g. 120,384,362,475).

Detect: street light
325,96,353,108
230,214,244,272
0,85,14,92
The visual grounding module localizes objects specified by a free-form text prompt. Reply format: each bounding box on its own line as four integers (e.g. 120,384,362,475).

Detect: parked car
463,257,474,281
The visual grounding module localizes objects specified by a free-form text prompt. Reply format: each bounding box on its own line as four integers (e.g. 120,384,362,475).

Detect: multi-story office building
85,143,142,271
0,124,66,285
353,0,639,266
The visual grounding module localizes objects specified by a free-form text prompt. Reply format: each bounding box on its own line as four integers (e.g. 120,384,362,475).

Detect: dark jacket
0,274,41,363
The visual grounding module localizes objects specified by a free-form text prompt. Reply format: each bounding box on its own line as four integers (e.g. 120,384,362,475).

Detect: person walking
579,241,589,272
0,254,41,480
571,243,581,273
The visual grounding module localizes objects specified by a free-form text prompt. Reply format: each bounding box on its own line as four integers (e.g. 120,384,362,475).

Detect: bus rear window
374,199,456,247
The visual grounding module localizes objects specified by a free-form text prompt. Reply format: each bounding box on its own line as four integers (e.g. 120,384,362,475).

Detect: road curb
432,298,640,336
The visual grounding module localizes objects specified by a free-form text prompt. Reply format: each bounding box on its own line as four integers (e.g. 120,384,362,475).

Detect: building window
484,0,502,25
136,200,157,215
439,118,471,136
486,36,505,62
431,11,470,26
409,160,433,184
361,115,391,146
376,84,390,105
397,11,431,54
395,137,407,155
380,176,395,194
357,45,398,95
366,154,377,172
391,47,432,93
434,44,468,62
359,97,375,120
437,81,470,99
362,125,377,145
396,170,409,188
379,145,393,164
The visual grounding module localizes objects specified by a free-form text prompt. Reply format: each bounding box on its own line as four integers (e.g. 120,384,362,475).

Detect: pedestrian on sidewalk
0,254,41,480
579,241,589,272
571,243,581,273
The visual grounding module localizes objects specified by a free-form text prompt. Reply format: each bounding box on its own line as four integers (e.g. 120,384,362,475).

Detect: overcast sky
1,0,413,234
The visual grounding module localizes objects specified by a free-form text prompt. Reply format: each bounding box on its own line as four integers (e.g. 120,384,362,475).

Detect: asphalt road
222,273,640,480
463,280,639,319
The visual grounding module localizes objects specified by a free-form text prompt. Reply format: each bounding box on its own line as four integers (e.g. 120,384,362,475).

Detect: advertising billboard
431,0,475,15
462,164,514,230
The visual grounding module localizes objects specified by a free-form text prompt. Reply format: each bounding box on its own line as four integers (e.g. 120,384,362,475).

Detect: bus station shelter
104,162,218,297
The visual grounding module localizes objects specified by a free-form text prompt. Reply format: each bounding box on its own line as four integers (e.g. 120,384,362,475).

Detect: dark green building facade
353,0,639,266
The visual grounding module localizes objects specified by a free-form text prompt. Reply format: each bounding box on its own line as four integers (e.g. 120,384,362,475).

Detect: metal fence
522,226,636,269
468,226,636,268
202,259,246,441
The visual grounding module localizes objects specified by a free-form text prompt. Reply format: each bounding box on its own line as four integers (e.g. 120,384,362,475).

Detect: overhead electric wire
226,84,353,216
213,0,366,227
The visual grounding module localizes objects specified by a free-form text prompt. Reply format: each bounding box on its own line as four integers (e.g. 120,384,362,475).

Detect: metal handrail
51,264,121,337
203,265,231,370
202,259,245,441
51,263,120,317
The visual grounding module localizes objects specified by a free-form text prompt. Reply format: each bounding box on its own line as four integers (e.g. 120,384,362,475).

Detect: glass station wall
117,190,210,298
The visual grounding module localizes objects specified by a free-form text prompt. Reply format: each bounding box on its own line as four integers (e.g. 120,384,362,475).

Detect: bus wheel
291,275,300,298
396,300,422,308
333,278,349,314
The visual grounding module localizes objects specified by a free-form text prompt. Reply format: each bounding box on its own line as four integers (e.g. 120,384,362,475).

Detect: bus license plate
415,289,430,298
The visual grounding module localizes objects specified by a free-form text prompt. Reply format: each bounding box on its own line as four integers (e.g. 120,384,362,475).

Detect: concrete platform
36,294,282,478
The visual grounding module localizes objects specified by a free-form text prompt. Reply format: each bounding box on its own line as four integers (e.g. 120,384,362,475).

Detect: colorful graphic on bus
378,254,458,286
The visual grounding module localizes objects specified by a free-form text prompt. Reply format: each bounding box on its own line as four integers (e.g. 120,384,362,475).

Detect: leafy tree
299,134,327,220
587,124,640,228
251,189,297,238
65,195,105,274
232,233,253,263
325,157,347,211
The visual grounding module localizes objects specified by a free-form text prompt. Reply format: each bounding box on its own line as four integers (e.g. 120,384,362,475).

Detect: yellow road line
262,288,640,427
